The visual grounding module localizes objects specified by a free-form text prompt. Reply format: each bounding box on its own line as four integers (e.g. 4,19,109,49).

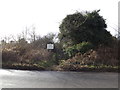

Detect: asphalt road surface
0,69,118,88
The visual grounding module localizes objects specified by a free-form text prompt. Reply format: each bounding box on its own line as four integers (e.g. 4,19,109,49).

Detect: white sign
47,44,54,49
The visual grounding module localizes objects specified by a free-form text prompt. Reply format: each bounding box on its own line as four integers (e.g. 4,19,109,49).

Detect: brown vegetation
56,46,118,72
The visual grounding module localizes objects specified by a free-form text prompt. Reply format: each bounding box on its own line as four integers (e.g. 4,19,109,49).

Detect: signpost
46,43,58,64
47,44,54,50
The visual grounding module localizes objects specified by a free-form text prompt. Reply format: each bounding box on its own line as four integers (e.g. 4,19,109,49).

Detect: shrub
23,49,52,63
65,42,94,57
76,42,94,53
58,46,118,71
65,45,77,57
2,50,20,64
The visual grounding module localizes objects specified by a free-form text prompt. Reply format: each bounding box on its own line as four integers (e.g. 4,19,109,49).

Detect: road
0,69,118,88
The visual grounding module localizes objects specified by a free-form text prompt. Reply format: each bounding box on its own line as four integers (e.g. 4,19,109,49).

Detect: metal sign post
46,43,57,63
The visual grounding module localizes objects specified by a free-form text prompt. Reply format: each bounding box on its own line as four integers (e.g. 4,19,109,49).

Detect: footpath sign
47,44,54,50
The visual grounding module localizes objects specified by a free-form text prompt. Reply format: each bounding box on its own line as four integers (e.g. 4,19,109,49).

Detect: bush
76,42,94,53
2,50,20,65
22,49,52,64
65,45,77,58
58,45,118,71
65,42,94,57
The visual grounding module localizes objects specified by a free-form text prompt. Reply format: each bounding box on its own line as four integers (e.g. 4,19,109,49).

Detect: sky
0,0,119,40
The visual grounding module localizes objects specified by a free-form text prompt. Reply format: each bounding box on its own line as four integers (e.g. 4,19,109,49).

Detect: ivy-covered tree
59,10,114,47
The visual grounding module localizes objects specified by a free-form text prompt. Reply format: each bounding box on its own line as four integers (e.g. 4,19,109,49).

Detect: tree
32,33,56,49
59,10,114,47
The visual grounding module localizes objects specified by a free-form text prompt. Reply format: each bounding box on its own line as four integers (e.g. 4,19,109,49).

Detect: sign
47,44,54,49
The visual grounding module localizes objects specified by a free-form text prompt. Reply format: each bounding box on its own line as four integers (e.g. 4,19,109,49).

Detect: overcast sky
0,0,119,40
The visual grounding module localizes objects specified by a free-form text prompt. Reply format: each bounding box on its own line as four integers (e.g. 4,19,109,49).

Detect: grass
54,63,119,72
2,59,57,71
2,61,119,72
87,65,118,68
